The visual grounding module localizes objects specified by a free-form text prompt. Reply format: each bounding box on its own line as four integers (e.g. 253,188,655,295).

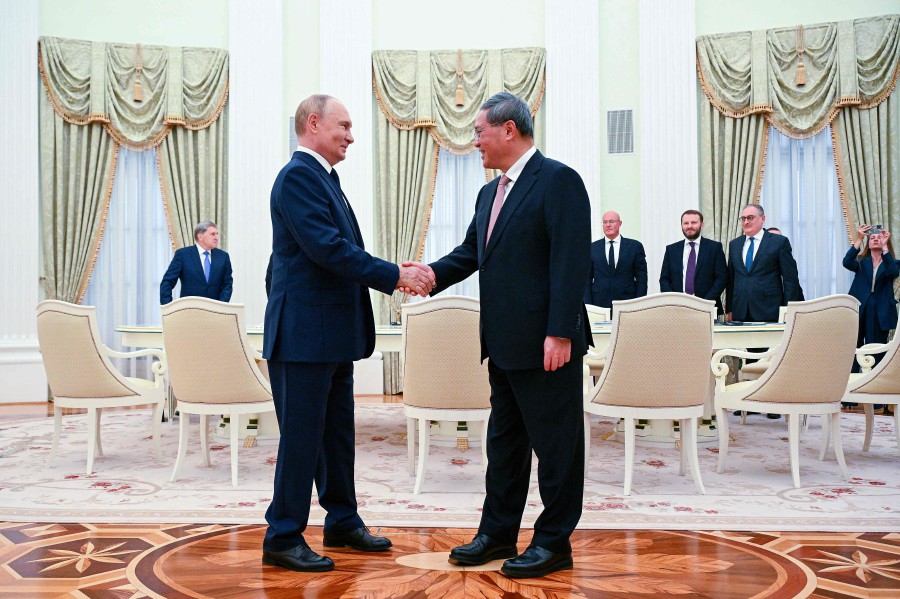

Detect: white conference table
117,322,785,446
117,322,785,355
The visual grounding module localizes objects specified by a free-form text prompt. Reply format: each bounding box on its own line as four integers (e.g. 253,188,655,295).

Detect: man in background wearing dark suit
727,205,801,421
160,221,233,305
659,209,727,313
261,95,434,573
584,211,647,310
767,227,805,301
419,92,591,579
726,204,800,323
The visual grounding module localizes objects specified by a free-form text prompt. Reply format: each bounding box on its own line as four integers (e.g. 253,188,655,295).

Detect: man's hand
543,336,572,372
397,262,436,296
725,312,732,323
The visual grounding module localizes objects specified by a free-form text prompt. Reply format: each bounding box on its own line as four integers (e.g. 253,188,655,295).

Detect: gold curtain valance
373,47,546,153
38,36,229,151
696,14,900,139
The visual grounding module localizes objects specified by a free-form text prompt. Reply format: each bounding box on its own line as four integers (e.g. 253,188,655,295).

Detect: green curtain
39,88,118,303
372,47,546,393
157,112,228,249
698,102,769,244
38,36,229,295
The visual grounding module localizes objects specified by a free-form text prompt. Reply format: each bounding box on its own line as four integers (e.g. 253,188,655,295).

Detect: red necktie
485,174,511,244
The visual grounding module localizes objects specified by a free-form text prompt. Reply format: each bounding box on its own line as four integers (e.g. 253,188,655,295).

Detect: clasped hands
396,261,436,296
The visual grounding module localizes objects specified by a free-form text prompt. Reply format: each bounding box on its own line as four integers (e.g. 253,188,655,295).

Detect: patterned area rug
0,405,897,530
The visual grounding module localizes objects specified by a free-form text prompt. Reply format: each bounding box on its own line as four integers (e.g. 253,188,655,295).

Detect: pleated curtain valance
373,47,546,153
39,36,228,149
696,14,900,139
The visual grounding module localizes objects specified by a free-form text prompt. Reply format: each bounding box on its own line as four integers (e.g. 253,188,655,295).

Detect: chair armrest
710,346,777,379
252,349,264,361
586,347,608,362
855,343,890,372
103,346,167,376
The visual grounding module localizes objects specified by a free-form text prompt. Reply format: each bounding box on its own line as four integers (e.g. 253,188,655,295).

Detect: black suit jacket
160,246,233,305
843,246,899,330
429,150,592,370
584,237,647,308
659,237,727,313
263,151,398,363
726,230,800,322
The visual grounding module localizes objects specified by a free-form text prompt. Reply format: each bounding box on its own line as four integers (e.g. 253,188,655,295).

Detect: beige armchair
401,296,491,495
836,334,900,453
161,298,274,487
584,293,716,496
584,304,611,380
712,295,859,489
36,300,166,474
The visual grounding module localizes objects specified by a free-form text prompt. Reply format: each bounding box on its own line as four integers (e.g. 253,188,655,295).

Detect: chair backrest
161,298,271,405
585,304,611,323
36,300,138,399
744,295,859,404
848,332,900,395
401,296,490,410
589,293,716,408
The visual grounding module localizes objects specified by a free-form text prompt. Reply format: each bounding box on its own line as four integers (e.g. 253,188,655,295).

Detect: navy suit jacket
659,237,728,313
263,151,398,363
160,246,233,305
843,246,899,331
429,150,592,371
726,231,800,322
584,237,648,309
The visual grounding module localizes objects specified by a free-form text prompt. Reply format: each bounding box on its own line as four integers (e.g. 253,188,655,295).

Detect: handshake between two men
396,261,437,297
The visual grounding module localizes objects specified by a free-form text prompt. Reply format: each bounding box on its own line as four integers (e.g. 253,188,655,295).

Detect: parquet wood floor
2,402,896,597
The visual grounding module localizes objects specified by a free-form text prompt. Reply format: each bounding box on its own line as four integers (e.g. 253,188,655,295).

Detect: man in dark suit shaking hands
659,210,727,313
159,221,233,305
584,211,647,310
261,95,434,573
726,204,800,323
421,92,591,578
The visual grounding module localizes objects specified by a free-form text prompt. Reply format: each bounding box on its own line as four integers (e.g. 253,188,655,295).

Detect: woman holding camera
843,225,898,395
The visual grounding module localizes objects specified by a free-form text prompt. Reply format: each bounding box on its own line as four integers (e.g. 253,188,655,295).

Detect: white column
639,0,698,293
0,1,45,403
227,0,283,325
545,0,602,239
320,0,374,249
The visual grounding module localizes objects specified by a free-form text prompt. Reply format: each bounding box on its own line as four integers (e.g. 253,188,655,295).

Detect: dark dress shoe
448,533,518,566
262,543,334,572
766,413,781,419
323,527,392,552
501,545,573,578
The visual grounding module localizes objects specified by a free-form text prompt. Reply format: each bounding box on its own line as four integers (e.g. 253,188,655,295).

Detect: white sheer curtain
83,148,172,377
419,149,485,298
759,126,852,300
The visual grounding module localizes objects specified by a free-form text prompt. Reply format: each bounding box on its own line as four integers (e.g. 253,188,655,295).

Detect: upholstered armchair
36,300,167,474
161,298,274,487
712,296,859,488
584,304,611,380
401,296,491,495
836,334,900,453
584,293,716,496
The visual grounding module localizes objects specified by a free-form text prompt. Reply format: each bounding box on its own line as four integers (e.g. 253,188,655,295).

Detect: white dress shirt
742,230,764,265
605,234,622,267
499,145,537,201
196,244,211,265
682,237,701,289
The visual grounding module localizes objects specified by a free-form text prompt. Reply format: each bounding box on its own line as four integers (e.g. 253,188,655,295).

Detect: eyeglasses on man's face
473,122,503,140
739,215,759,222
602,220,621,225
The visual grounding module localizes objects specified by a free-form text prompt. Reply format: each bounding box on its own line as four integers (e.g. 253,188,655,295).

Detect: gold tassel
133,43,144,102
794,26,807,87
455,49,464,106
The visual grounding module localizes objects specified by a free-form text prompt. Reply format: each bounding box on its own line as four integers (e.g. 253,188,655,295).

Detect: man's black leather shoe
501,545,573,578
448,534,518,566
262,543,334,572
323,527,392,552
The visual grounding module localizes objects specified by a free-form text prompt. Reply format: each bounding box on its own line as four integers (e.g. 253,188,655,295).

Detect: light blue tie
203,250,211,282
744,236,754,273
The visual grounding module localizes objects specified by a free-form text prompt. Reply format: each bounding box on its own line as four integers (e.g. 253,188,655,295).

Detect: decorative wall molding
227,0,284,325
639,0,698,293
320,0,374,251
545,0,602,240
0,1,46,402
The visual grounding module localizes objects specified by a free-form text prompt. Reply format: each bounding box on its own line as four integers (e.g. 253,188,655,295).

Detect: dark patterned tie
685,241,696,294
608,240,615,270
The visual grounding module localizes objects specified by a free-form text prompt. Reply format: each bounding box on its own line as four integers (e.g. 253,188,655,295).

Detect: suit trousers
263,360,364,551
852,296,891,373
478,357,584,554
